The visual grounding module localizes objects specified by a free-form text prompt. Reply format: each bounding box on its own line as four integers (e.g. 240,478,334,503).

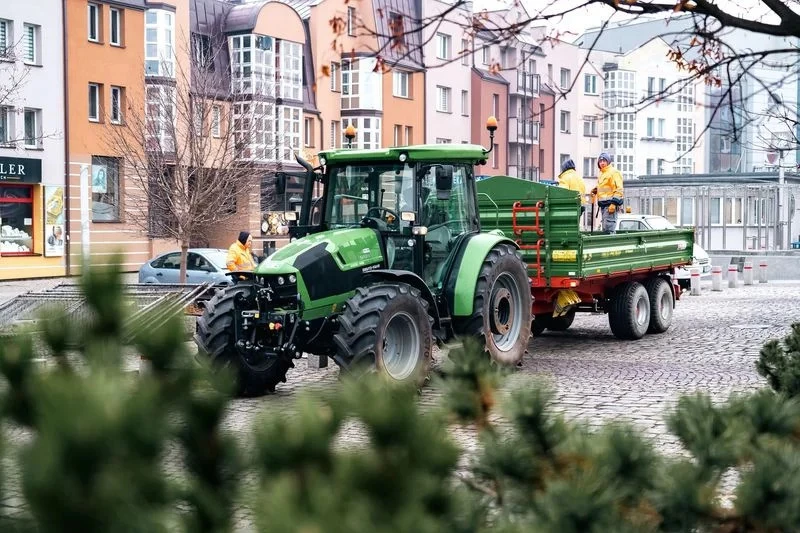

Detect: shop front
0,156,67,280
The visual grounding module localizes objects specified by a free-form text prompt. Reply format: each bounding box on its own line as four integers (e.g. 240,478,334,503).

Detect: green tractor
194,119,532,396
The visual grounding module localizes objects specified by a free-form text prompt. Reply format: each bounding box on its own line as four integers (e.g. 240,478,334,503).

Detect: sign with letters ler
0,156,43,183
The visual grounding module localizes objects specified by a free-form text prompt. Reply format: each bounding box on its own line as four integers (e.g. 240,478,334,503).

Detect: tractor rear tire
455,243,532,365
194,284,292,397
333,283,432,387
548,309,576,331
608,281,651,340
643,277,673,334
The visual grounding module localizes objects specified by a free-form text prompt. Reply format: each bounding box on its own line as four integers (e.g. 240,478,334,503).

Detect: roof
318,144,491,165
574,14,695,54
626,172,800,187
224,0,306,33
472,67,509,85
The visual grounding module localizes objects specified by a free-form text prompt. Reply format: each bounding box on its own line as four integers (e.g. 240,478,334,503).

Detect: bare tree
326,0,800,160
104,28,271,283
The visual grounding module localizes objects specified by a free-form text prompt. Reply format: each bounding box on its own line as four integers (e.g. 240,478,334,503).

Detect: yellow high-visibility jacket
597,164,624,204
557,168,587,202
226,241,255,272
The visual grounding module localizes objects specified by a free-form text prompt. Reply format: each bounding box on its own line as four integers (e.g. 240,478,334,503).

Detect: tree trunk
179,242,189,284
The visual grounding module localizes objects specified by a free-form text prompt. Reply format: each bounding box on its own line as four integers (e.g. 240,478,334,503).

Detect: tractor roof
318,144,490,165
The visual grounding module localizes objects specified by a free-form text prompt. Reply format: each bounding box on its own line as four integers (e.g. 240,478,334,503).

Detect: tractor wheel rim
382,311,420,381
491,272,523,351
635,295,649,326
659,291,671,319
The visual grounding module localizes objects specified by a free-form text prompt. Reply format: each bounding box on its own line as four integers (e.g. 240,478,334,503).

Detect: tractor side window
419,165,470,236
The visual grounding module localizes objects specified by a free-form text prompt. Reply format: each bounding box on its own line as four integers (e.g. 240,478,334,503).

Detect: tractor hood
256,228,384,277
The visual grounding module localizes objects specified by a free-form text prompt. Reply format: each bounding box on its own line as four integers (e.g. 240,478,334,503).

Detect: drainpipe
62,0,71,276
421,69,426,144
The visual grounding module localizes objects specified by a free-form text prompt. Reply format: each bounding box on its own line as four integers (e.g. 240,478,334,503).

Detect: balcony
513,72,540,96
509,117,539,144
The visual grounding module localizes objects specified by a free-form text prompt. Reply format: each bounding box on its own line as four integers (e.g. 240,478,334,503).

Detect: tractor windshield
327,163,414,229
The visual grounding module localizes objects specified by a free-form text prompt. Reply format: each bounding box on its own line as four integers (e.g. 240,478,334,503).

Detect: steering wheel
363,206,400,231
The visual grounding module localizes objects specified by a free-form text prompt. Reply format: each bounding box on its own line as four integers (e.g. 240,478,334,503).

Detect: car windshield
205,251,228,269
646,217,676,230
326,163,415,229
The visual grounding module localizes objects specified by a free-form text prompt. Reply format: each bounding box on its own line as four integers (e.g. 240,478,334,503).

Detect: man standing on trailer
592,152,624,234
557,158,588,229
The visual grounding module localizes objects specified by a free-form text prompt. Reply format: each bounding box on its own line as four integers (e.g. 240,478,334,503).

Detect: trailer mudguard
448,231,520,317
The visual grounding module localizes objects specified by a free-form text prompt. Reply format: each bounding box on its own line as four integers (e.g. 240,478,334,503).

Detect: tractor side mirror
275,173,286,195
435,165,453,200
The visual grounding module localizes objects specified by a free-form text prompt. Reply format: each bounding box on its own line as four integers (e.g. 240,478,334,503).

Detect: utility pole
777,148,786,250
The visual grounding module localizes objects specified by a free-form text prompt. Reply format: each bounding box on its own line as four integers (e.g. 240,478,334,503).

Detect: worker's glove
608,204,616,214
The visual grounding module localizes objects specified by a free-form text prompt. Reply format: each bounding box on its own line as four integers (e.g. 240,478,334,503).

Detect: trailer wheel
548,309,576,331
608,281,651,340
532,314,550,336
455,243,532,365
194,284,292,397
333,283,432,387
643,277,673,334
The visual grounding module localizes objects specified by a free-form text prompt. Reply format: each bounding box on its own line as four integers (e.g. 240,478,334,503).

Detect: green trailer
477,175,694,339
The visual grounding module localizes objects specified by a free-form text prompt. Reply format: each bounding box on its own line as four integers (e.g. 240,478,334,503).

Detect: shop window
91,156,120,221
0,184,35,255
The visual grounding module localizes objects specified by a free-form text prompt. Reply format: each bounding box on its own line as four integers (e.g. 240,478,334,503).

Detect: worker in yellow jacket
226,231,256,272
557,158,587,215
591,152,624,234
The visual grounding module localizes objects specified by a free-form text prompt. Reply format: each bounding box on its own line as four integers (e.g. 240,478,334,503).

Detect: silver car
138,248,233,285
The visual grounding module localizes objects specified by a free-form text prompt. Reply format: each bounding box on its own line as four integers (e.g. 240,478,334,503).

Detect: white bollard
711,265,723,291
759,260,768,283
743,261,754,285
690,267,701,295
727,264,738,288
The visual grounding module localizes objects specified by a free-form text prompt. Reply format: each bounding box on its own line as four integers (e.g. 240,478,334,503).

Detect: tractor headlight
319,157,327,166
399,152,408,162
277,276,285,285
289,274,296,283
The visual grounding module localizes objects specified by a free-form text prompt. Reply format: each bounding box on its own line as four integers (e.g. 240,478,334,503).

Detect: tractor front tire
333,283,432,387
456,243,532,365
194,284,292,397
608,281,651,340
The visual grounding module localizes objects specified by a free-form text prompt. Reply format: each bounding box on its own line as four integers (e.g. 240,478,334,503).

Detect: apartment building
0,1,67,280
471,32,509,175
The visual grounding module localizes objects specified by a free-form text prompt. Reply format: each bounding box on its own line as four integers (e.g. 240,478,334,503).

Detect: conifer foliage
1,261,799,532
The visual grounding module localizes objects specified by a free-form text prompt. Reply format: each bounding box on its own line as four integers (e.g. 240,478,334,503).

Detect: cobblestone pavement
2,280,799,529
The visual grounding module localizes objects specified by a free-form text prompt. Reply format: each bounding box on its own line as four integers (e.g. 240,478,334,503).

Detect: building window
435,138,451,144
88,3,100,42
436,86,451,112
88,83,100,122
278,106,301,161
646,158,654,174
211,105,221,137
538,103,545,128
393,71,409,98
0,107,10,145
647,77,655,96
341,58,360,109
233,101,274,160
389,12,405,48
658,118,665,137
91,156,120,222
680,198,694,226
230,34,274,95
23,108,40,148
393,124,402,146
436,32,451,60
191,33,213,70
145,9,175,77
0,19,10,59
192,100,204,135
341,117,380,149
481,45,489,65
405,125,412,144
582,116,597,136
659,78,666,92
146,84,176,152
584,73,597,94
110,8,122,46
657,158,666,174
347,6,355,36
23,24,39,64
559,110,570,133
0,185,34,256
709,197,721,225
304,117,313,147
461,90,469,116
110,86,123,124
646,117,654,137
330,62,339,91
560,68,571,90
330,120,339,148
277,39,302,101
492,94,498,117
461,38,470,65
582,157,597,177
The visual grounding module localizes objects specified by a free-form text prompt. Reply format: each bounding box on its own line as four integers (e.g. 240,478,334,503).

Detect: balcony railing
517,120,539,143
515,72,540,95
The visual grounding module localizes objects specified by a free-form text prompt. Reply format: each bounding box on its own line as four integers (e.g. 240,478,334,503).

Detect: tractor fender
445,232,520,317
363,269,441,328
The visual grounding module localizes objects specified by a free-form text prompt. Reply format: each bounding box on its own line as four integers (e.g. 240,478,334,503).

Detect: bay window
233,101,274,160
145,85,175,152
278,106,301,161
341,117,381,149
145,9,175,77
277,40,302,101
